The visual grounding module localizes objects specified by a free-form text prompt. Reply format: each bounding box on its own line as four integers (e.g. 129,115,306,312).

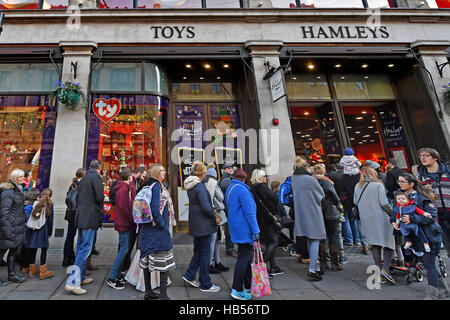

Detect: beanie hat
365,160,380,170
206,168,218,178
344,148,354,156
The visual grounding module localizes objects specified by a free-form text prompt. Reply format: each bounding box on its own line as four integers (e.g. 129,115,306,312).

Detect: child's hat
344,148,354,156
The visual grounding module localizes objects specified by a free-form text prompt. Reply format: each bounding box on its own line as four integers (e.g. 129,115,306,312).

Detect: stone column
245,40,296,182
49,41,97,248
411,40,450,154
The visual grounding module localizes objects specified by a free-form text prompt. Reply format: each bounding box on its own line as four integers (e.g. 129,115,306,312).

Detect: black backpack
65,183,78,212
109,180,118,205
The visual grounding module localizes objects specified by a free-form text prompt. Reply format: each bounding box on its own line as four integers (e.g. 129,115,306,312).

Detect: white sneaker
200,284,221,293
183,276,200,288
65,284,87,295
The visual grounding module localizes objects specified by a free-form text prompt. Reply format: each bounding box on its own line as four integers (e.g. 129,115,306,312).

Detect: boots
318,243,328,275
28,264,37,277
438,277,449,299
86,255,98,271
7,255,25,283
424,285,439,300
39,264,54,280
330,244,344,271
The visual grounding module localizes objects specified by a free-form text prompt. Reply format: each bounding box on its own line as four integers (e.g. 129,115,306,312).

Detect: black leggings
26,248,48,265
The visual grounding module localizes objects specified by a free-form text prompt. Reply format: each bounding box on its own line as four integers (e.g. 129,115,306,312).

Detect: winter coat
139,180,172,257
114,181,134,233
378,171,387,187
219,172,233,195
25,205,53,249
225,179,260,245
316,176,341,221
328,169,346,199
65,180,80,222
75,169,104,230
204,176,227,225
342,173,361,209
386,167,405,200
0,181,25,249
339,155,361,176
291,169,326,240
184,175,216,237
354,179,394,250
251,182,279,243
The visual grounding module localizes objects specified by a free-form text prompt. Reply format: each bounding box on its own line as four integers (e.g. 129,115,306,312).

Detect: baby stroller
389,250,447,284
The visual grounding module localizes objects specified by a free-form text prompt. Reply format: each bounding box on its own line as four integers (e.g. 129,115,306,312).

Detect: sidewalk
0,238,448,300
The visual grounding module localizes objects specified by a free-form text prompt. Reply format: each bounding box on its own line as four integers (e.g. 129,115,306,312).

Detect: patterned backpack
132,183,157,227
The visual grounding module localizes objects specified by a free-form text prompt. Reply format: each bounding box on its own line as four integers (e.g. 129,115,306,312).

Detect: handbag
251,241,272,298
351,182,371,220
252,189,283,231
26,208,47,230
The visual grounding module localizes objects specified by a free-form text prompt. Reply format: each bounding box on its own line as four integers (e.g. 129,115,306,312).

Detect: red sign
92,98,121,123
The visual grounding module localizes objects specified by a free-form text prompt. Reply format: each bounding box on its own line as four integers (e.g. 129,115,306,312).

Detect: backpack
132,183,157,226
109,180,118,205
279,176,294,207
65,184,78,212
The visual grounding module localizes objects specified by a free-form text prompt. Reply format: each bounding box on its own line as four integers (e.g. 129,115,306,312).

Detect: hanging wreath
52,81,87,111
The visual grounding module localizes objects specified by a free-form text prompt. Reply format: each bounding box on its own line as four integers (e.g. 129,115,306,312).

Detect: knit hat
344,148,354,156
365,160,380,170
206,168,218,178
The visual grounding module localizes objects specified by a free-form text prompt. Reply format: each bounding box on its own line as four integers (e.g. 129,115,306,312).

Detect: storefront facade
0,2,448,246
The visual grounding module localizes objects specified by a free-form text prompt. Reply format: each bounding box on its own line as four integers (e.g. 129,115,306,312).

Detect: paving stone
3,290,53,300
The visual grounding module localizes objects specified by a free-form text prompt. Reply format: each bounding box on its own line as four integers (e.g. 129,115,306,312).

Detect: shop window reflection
333,74,395,100
300,0,365,7
206,0,240,7
272,0,298,7
0,0,39,9
42,0,68,9
286,74,330,100
99,0,133,8
137,0,202,8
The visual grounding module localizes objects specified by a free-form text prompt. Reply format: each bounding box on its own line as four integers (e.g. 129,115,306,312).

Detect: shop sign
150,26,195,39
177,147,205,190
269,69,286,102
300,25,390,39
92,98,121,123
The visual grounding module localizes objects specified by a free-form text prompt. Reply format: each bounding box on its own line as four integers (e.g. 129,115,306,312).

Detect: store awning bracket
436,61,449,78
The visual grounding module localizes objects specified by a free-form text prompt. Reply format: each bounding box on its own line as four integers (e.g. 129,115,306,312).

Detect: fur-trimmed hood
0,182,13,191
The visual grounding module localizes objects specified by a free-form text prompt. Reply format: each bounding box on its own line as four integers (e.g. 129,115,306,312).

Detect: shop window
98,0,133,8
206,0,241,8
300,0,364,7
0,0,39,9
172,82,236,100
137,0,202,8
144,63,169,95
0,95,57,190
333,74,395,100
272,0,299,7
92,63,141,92
0,64,60,92
286,74,331,100
42,0,68,9
366,0,392,7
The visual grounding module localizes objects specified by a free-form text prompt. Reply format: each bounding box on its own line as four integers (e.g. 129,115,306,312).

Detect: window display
0,95,57,190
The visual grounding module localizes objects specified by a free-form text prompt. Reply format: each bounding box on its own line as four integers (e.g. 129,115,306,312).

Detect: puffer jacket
0,181,25,249
316,176,341,221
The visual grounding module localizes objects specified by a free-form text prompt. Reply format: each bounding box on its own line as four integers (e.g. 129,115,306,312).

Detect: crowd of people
0,146,449,300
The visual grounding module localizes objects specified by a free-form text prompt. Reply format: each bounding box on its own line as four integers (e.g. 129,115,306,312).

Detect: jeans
209,231,221,265
232,243,253,292
110,231,129,281
66,228,96,286
422,251,439,288
184,235,213,290
122,224,138,272
63,219,77,260
307,239,320,273
341,207,361,244
262,231,279,270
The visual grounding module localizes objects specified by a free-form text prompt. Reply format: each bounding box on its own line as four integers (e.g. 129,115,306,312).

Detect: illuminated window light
388,64,395,68
217,76,221,80
362,64,369,69
200,77,204,80
356,116,363,120
347,126,352,129
292,77,297,80
335,64,342,68
355,131,361,134
340,76,346,80
364,76,369,79
362,111,367,114
223,64,230,69
183,76,187,80
185,64,192,69
304,112,310,115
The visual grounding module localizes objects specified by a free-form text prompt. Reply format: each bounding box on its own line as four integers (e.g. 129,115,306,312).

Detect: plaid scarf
160,184,176,227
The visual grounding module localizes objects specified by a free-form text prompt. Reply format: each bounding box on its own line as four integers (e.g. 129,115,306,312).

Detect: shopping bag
251,241,272,298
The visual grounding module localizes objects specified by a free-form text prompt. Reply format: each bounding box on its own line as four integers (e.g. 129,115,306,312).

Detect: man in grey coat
291,157,326,281
65,159,104,295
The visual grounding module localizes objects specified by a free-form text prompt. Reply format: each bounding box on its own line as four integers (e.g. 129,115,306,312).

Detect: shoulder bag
351,182,370,220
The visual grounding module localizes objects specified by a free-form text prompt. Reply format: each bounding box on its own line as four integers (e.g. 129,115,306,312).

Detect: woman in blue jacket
396,173,444,299
226,169,260,301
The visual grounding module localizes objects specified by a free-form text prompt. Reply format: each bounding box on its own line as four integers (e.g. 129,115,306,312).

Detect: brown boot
318,242,328,275
86,255,98,271
330,244,344,271
28,264,37,277
39,264,54,280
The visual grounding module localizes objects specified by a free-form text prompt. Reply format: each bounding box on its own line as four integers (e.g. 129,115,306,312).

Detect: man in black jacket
386,159,404,200
65,159,104,295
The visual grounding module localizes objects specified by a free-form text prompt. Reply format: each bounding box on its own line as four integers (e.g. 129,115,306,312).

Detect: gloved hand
254,233,260,242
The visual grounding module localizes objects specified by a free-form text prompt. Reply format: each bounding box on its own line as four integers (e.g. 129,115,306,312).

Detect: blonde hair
312,164,326,176
250,169,266,184
10,169,25,183
293,156,309,170
359,166,382,187
192,161,207,177
148,164,164,180
207,163,216,170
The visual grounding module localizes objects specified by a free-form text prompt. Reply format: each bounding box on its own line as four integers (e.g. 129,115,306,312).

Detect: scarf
160,184,176,228
294,168,311,176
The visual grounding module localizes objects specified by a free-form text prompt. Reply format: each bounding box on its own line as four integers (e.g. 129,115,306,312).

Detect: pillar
245,40,296,182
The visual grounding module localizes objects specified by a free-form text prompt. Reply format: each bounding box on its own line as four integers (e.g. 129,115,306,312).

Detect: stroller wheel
289,245,296,257
415,270,424,282
282,246,289,252
439,260,447,278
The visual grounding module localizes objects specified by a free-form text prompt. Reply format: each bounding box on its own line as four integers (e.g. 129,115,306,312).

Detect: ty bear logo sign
93,98,121,123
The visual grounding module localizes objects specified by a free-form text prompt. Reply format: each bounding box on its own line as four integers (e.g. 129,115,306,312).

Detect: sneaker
340,257,349,264
200,284,221,292
107,279,125,290
231,289,252,300
183,276,200,288
269,267,284,276
354,242,362,246
377,276,387,284
215,262,230,272
362,246,369,255
307,271,322,281
65,284,87,295
380,268,396,285
343,242,353,247
116,274,126,285
81,278,93,285
244,288,251,294
209,265,221,274
424,244,431,252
